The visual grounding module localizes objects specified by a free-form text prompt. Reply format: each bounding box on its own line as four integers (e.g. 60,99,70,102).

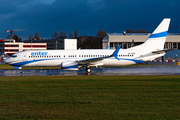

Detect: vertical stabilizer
130,18,171,50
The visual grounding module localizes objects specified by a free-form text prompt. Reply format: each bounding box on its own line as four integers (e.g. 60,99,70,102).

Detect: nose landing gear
20,69,23,73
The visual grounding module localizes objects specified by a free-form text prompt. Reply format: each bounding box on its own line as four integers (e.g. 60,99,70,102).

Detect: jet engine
61,61,79,70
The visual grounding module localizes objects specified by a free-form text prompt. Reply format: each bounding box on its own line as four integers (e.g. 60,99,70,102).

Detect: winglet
106,46,109,49
112,44,121,60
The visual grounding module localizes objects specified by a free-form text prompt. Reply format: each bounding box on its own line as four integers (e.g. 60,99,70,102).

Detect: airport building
102,33,180,50
0,39,46,56
0,38,77,63
0,38,77,57
64,39,77,50
24,39,64,50
23,38,77,50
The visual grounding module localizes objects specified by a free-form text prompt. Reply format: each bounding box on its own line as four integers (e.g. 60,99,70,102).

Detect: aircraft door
23,53,27,61
139,51,143,60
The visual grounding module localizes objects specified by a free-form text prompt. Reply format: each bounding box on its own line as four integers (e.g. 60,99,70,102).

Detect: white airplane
4,18,171,73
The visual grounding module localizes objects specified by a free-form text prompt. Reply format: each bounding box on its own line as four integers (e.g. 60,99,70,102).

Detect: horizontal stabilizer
152,49,173,54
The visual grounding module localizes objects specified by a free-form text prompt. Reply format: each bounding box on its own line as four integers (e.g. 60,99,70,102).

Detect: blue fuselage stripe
10,59,52,67
9,58,144,67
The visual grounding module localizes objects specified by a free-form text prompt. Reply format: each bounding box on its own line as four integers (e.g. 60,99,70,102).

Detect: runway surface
0,65,180,76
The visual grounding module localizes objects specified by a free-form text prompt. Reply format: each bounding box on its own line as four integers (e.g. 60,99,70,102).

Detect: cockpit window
11,55,17,58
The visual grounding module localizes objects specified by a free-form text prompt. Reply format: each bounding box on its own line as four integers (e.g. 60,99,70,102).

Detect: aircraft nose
4,58,10,64
4,59,7,64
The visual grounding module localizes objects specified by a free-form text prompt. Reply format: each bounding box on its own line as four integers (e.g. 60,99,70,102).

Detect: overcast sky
0,0,179,40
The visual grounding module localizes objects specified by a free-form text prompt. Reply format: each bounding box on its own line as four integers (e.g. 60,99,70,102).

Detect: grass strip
0,75,180,119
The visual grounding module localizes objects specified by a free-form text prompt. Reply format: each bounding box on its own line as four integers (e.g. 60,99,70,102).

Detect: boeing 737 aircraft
4,18,171,73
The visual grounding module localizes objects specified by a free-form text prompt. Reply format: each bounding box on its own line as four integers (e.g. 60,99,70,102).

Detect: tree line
6,34,22,42
28,29,107,49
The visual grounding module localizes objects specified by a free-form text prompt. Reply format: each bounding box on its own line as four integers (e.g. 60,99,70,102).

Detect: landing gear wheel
86,68,91,73
86,66,91,73
20,69,23,73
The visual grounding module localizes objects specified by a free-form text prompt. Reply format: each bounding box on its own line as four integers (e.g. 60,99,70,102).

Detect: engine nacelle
61,61,79,70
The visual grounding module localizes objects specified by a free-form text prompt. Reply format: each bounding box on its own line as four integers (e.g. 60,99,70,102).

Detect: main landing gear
85,66,91,73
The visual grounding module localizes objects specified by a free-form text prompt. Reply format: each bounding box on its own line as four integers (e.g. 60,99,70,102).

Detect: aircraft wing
76,44,121,65
77,56,109,65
